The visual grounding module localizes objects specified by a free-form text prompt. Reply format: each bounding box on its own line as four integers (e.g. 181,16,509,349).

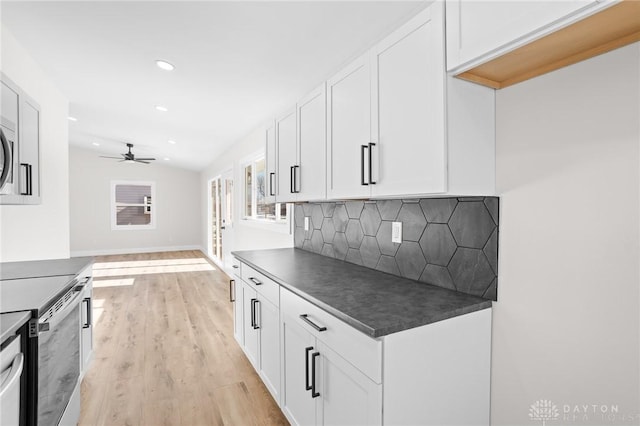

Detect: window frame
240,153,288,224
110,180,156,231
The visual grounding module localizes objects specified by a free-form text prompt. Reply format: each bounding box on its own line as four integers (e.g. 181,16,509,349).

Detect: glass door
209,177,222,261
221,169,234,268
209,170,234,268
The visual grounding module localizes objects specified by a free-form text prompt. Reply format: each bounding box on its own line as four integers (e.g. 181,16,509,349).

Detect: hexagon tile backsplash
294,197,499,301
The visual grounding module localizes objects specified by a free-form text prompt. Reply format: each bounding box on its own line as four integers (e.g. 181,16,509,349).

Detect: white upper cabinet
276,107,298,203
297,84,326,201
20,97,40,200
265,122,277,204
446,0,609,73
326,55,372,200
370,4,446,197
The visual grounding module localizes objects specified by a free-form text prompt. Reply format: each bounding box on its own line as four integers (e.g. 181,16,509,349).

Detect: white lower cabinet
233,261,491,426
79,265,94,377
231,260,243,345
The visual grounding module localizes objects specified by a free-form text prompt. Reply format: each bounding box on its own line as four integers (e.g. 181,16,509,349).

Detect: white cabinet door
232,277,243,346
19,97,40,200
265,122,277,203
281,313,317,426
371,4,446,197
80,280,93,375
297,84,326,201
257,296,280,403
242,283,259,369
326,55,371,199
276,107,298,203
316,341,382,426
446,0,599,72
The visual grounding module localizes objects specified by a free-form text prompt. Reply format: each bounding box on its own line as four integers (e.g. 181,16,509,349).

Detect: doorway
208,169,234,269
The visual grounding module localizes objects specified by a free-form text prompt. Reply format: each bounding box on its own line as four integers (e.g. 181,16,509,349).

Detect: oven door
37,288,82,426
0,126,15,194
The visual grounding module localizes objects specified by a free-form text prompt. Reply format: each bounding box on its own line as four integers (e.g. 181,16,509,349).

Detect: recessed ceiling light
163,157,170,161
156,60,175,71
155,105,168,112
92,142,100,146
68,116,77,122
168,140,176,144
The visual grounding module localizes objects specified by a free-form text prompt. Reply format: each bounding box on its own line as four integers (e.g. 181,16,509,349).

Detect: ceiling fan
100,143,156,164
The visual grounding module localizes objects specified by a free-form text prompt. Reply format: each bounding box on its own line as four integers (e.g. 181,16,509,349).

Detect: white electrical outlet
304,217,310,231
392,222,402,243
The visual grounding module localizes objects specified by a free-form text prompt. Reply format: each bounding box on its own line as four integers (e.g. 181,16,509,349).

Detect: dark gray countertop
1,311,31,343
0,256,93,280
0,275,78,314
232,248,492,338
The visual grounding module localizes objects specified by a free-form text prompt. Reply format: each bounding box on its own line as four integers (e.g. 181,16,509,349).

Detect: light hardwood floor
79,250,289,426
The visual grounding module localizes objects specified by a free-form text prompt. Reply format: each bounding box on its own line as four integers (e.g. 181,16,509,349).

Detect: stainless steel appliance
1,331,25,425
0,124,16,194
34,278,87,426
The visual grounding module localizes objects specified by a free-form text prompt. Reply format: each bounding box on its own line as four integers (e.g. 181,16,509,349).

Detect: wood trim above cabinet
455,0,640,89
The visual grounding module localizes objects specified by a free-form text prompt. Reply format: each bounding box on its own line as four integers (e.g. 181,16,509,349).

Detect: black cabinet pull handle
269,172,276,196
299,314,327,332
305,346,313,391
252,299,260,329
229,279,235,302
232,264,239,269
250,298,256,328
19,163,29,195
311,351,320,398
368,143,376,185
249,277,262,286
82,297,92,328
360,145,368,186
293,165,300,193
290,166,295,193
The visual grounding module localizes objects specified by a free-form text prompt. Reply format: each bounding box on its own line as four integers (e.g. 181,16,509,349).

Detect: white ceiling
1,1,425,170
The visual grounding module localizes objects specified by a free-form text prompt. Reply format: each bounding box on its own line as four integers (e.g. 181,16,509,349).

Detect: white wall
0,27,70,262
492,43,640,424
200,124,293,263
69,146,201,256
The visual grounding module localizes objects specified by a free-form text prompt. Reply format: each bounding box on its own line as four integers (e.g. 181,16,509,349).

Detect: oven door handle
0,352,24,398
39,285,85,333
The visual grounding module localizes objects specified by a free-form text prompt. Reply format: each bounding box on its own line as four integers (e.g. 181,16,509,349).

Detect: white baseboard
70,245,204,257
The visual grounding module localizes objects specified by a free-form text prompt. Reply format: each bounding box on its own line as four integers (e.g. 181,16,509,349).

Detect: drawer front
232,257,241,278
241,263,279,307
281,288,382,384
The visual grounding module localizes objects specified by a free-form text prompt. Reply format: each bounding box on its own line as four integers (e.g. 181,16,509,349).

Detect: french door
209,170,234,268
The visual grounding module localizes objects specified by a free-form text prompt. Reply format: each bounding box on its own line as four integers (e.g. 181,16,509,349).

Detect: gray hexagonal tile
321,244,335,259
419,198,458,223
310,230,324,253
361,203,382,236
376,221,401,257
377,200,402,221
483,278,497,300
302,239,313,252
332,204,349,233
345,248,363,266
395,241,426,280
419,224,457,266
294,204,305,227
345,220,364,248
321,203,336,218
332,232,348,261
419,264,456,291
448,248,495,297
294,226,305,247
311,204,324,230
396,203,427,242
360,236,381,269
483,228,498,274
484,197,499,225
448,202,496,248
321,219,336,244
376,255,400,276
346,201,364,218
303,203,313,216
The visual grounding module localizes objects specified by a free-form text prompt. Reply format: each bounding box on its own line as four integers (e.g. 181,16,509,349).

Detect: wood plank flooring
79,250,288,426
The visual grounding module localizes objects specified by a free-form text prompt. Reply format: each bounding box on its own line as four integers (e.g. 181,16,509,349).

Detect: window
243,156,288,222
111,181,156,230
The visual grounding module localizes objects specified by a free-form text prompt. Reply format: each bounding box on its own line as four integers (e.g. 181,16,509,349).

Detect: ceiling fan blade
135,160,151,164
99,156,124,159
135,157,156,161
